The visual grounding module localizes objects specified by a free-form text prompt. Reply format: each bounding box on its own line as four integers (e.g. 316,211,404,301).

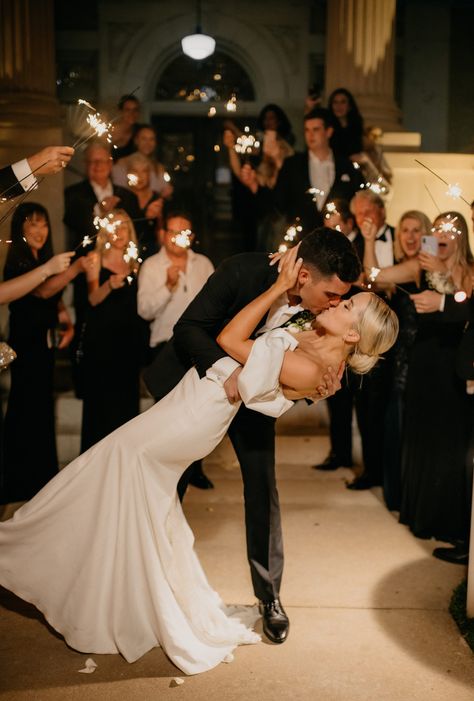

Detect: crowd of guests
0,89,472,571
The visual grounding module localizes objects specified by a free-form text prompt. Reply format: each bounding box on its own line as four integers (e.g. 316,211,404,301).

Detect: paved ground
1,433,472,701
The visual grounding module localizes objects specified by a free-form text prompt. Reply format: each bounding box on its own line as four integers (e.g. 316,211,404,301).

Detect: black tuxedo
0,165,27,200
144,253,283,601
269,151,364,234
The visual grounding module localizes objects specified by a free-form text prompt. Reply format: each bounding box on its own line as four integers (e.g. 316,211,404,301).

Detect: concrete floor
1,432,473,701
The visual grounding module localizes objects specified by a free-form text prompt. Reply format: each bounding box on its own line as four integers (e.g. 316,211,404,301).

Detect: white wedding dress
0,330,297,675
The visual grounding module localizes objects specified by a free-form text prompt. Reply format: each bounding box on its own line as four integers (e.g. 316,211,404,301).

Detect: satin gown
0,330,296,675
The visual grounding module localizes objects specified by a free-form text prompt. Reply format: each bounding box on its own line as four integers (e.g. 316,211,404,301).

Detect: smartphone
421,235,438,256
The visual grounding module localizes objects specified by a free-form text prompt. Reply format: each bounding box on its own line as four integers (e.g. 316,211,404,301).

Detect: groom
144,228,361,644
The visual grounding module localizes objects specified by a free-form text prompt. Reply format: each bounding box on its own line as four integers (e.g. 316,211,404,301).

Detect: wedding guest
327,88,364,160
399,212,473,549
241,108,363,238
361,210,431,508
314,200,363,472
123,152,164,259
112,124,173,198
138,209,215,494
345,189,395,490
111,94,142,162
64,142,140,395
0,146,74,199
224,104,295,252
80,210,149,452
1,203,86,504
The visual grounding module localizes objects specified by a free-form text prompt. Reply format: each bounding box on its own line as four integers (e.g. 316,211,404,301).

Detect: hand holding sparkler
27,146,75,175
359,218,378,241
43,251,75,276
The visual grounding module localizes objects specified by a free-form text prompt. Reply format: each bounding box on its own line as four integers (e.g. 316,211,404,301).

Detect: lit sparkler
72,98,113,149
208,106,216,117
307,187,325,202
225,95,237,112
234,126,261,155
127,173,138,187
276,219,303,253
93,214,122,237
171,229,193,249
123,240,138,264
415,159,471,206
432,214,461,239
163,171,171,183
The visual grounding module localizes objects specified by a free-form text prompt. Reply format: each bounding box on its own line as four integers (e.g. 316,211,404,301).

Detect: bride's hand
274,243,303,292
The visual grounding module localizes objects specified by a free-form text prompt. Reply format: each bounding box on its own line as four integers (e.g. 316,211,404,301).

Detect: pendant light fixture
181,0,216,60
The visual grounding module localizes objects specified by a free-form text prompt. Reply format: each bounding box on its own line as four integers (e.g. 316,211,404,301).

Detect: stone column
325,0,401,131
0,0,65,271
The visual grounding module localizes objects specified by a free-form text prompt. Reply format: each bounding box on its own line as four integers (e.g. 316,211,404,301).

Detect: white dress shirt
138,247,214,346
90,179,114,217
308,151,335,210
11,159,37,193
374,224,394,268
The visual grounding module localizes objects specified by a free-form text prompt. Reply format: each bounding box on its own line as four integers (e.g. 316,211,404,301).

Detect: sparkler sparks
432,214,461,239
171,229,193,249
93,214,122,236
234,127,260,155
415,159,471,206
225,95,237,112
276,220,303,253
127,173,138,187
123,241,138,264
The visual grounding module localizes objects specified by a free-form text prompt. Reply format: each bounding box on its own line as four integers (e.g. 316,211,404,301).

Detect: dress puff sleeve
237,329,299,418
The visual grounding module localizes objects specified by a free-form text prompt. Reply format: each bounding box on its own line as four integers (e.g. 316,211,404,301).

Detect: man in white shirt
138,210,215,493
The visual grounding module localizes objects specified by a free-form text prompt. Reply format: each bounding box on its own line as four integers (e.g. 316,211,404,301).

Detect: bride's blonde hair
347,293,399,374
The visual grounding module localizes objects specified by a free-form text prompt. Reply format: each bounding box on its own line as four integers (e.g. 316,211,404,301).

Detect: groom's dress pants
227,404,282,602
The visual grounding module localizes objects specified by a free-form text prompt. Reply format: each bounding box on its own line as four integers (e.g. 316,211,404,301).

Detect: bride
0,246,398,675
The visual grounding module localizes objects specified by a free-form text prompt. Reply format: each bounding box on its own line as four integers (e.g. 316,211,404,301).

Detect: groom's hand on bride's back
224,366,243,404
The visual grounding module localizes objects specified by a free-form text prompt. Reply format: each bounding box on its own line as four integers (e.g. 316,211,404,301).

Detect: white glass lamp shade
181,33,216,60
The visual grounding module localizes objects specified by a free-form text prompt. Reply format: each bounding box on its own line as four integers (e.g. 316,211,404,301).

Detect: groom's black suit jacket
143,252,278,400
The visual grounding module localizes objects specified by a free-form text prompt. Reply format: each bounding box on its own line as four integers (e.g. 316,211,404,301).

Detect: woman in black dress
80,210,148,452
363,210,473,542
327,88,364,159
362,210,432,509
1,203,79,503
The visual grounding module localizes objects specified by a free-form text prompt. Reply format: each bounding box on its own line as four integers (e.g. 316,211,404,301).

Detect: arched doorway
152,51,259,261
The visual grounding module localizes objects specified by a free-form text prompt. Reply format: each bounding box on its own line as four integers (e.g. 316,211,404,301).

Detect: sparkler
93,214,122,236
0,160,49,201
307,187,325,203
171,229,193,249
225,95,237,112
0,178,43,230
276,220,303,253
415,159,471,206
423,184,441,214
431,214,461,239
72,98,113,150
234,127,261,155
208,106,216,117
163,171,171,183
127,173,138,187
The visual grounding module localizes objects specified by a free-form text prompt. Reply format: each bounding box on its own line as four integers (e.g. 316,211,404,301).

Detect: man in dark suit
0,146,74,200
242,107,364,237
143,228,362,644
64,142,140,395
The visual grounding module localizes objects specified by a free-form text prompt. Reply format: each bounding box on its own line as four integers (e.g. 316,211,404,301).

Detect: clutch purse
0,342,16,371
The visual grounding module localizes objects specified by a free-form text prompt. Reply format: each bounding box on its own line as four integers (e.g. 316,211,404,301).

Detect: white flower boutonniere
426,271,455,295
283,310,316,333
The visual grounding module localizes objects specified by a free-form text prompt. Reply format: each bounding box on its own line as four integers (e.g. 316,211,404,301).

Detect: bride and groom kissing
0,228,398,674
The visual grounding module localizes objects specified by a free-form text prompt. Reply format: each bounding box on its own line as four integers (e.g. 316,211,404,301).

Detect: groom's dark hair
299,227,361,283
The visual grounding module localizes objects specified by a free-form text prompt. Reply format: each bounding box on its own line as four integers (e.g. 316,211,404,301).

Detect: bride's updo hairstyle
347,293,399,374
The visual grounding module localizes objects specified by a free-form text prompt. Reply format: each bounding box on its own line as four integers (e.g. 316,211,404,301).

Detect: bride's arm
217,245,301,362
217,247,325,392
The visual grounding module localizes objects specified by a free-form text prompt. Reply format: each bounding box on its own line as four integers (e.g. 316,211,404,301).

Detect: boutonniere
340,173,350,182
283,310,316,333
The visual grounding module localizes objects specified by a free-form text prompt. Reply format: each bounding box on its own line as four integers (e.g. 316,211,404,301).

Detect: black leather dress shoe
346,474,374,490
432,544,469,565
188,472,214,490
259,599,289,644
313,454,352,471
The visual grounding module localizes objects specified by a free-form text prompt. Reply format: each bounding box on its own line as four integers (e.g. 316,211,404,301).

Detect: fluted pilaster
325,0,401,131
